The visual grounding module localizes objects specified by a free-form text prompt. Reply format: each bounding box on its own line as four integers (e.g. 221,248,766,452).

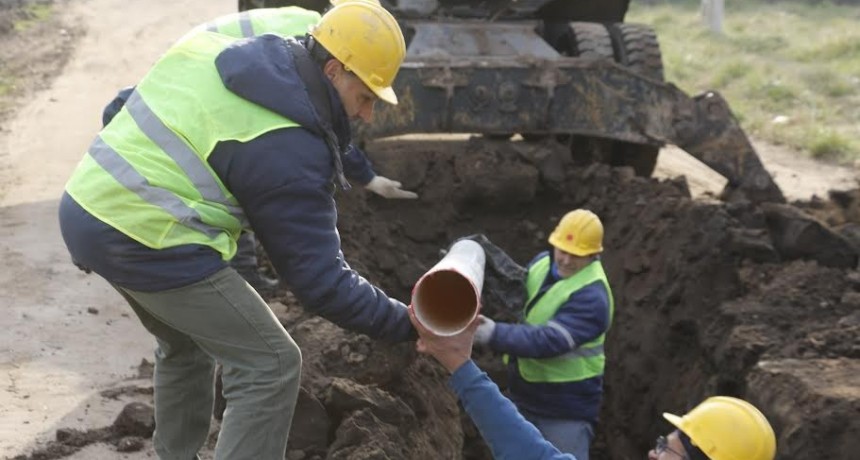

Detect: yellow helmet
664,396,776,460
310,1,405,105
329,0,380,5
548,209,604,256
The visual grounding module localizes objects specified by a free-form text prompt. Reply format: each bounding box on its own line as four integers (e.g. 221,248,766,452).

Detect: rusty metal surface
359,19,784,203
671,92,785,203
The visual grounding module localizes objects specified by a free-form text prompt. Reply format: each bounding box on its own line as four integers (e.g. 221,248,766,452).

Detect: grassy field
627,0,860,161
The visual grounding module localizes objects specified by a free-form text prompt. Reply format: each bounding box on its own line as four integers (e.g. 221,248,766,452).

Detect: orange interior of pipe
414,270,478,333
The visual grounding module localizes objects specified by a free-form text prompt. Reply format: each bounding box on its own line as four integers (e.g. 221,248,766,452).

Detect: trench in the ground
329,136,735,459
324,136,859,460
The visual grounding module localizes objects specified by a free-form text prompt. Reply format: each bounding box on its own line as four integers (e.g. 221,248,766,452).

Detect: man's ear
322,59,341,81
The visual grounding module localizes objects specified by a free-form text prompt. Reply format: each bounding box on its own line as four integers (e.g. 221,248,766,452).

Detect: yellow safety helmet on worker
548,209,604,257
663,396,776,460
310,1,405,105
329,0,380,5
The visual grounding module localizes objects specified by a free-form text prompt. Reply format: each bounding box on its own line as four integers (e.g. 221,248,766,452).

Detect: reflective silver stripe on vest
547,320,576,349
204,12,253,36
125,91,247,226
557,344,604,360
237,11,254,37
88,136,223,240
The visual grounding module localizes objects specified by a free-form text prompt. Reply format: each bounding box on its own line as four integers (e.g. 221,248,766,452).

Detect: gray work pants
114,267,301,460
521,410,594,460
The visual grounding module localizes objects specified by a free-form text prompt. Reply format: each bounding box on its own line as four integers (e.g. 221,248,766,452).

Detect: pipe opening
413,269,479,336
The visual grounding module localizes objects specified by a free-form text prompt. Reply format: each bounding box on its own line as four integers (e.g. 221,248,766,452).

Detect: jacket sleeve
449,360,576,460
101,86,135,127
341,145,376,186
488,282,610,358
210,127,415,342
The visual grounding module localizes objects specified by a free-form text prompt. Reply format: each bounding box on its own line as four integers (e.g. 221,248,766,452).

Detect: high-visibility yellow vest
506,255,614,383
186,7,321,40
65,32,301,260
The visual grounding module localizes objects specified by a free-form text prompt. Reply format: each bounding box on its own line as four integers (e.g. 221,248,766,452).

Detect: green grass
627,0,860,161
12,3,53,32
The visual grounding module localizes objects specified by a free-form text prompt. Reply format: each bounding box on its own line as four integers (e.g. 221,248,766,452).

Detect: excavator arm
357,20,785,203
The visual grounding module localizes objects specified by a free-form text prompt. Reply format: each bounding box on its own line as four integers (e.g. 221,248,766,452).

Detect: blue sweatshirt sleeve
341,145,376,186
101,86,134,127
449,360,576,460
210,127,414,342
489,282,610,358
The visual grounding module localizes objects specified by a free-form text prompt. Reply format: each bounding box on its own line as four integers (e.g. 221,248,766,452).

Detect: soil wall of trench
20,138,860,460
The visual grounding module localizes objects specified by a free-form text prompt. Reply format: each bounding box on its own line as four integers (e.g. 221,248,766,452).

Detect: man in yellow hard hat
473,209,613,460
59,2,412,458
238,0,377,14
649,396,776,460
101,6,407,277
406,307,777,460
100,0,412,299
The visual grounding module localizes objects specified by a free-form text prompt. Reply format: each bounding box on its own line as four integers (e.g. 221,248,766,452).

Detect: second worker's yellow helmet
548,209,604,256
311,1,405,105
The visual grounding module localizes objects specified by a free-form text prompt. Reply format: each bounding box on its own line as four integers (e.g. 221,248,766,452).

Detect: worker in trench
101,0,416,299
58,2,414,459
409,307,778,460
471,209,614,460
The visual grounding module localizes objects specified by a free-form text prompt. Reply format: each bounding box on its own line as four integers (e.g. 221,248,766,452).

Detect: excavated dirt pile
20,138,859,460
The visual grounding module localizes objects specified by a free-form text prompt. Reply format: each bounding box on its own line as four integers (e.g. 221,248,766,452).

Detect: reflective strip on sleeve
557,344,604,360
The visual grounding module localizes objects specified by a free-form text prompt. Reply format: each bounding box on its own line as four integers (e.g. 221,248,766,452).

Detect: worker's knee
274,334,302,382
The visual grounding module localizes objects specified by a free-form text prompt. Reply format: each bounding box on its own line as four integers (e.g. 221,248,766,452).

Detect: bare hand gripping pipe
412,240,486,336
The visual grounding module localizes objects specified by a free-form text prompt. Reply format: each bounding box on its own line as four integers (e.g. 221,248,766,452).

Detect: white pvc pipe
412,240,486,336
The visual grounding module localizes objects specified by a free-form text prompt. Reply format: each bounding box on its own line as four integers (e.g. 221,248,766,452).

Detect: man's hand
473,315,496,346
365,175,418,199
408,305,479,373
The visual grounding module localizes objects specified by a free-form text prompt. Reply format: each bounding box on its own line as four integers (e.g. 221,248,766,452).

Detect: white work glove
365,175,418,199
473,315,496,346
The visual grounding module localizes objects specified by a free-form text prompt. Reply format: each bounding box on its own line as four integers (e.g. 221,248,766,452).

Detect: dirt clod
112,402,154,438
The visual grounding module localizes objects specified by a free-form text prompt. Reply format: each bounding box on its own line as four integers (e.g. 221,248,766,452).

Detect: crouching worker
474,209,613,460
59,3,414,459
408,308,777,460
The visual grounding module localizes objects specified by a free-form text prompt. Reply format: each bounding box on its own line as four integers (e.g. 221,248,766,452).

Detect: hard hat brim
374,85,398,105
663,412,685,431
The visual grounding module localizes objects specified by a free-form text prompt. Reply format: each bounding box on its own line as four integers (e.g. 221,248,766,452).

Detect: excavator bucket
670,91,785,203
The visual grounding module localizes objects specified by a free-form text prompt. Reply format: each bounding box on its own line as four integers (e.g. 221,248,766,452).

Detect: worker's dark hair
305,34,334,69
678,431,708,460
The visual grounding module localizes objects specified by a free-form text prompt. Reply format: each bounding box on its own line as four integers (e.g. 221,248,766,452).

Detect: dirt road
0,1,232,457
0,0,857,458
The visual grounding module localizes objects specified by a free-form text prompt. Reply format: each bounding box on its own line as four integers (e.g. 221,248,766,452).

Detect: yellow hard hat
664,396,776,460
330,0,380,5
548,209,604,256
311,1,405,105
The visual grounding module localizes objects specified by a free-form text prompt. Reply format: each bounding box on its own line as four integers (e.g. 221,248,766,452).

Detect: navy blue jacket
59,35,413,342
489,251,611,423
450,360,575,460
